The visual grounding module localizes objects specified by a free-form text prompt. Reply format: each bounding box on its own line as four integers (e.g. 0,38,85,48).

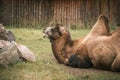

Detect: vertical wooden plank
53,0,56,25
64,0,66,27
77,0,81,28
1,0,119,28
44,0,46,26
68,0,71,27
30,0,32,27
34,0,36,27
77,0,79,27
37,0,39,27
0,0,3,23
22,0,24,27
107,0,110,18
65,0,67,27
72,0,74,27
57,0,60,24
39,0,41,26
11,0,13,27
13,0,15,26
16,0,18,27
41,0,44,26
36,0,39,27
27,0,30,26
44,0,47,26
16,0,17,27
23,0,25,27
117,0,120,26
48,0,51,25
33,0,36,27
81,0,86,28
80,0,84,28
0,0,1,22
15,0,17,27
60,0,62,24
18,0,20,27
61,0,64,25
56,0,58,24
50,0,54,26
37,0,39,26
67,0,70,28
110,0,116,25
74,0,76,27
48,0,51,26
32,0,35,27
68,0,70,27
46,0,49,25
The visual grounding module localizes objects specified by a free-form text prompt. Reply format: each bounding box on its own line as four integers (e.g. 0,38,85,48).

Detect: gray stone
17,44,36,62
0,40,19,68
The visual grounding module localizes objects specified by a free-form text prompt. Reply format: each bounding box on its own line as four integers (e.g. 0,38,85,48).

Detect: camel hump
98,15,109,23
111,28,120,39
89,15,110,36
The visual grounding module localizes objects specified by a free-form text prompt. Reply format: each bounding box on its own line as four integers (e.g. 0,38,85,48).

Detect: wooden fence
0,0,120,28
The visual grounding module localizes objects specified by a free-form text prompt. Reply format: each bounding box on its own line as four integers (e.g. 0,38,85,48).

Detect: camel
68,16,120,72
43,15,110,66
43,24,84,64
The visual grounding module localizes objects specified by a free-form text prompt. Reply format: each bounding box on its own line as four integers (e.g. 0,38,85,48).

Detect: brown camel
43,15,110,66
68,16,120,72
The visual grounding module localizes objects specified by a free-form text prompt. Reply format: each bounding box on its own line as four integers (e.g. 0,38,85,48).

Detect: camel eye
54,29,58,32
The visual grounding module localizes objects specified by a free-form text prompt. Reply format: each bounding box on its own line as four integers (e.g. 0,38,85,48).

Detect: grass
0,28,120,80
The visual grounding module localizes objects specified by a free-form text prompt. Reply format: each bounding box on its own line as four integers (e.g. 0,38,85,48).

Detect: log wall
0,0,119,28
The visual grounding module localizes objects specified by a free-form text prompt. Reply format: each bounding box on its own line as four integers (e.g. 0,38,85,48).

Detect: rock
0,40,19,68
17,44,36,62
0,24,36,68
0,24,16,42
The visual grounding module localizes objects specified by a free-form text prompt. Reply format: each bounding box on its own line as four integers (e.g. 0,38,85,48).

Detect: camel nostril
43,35,45,38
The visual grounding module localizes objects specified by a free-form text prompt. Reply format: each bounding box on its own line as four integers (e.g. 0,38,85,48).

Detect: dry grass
0,28,120,80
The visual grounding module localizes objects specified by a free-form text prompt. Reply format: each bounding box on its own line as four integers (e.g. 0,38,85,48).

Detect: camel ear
55,24,64,33
55,24,60,30
55,24,63,30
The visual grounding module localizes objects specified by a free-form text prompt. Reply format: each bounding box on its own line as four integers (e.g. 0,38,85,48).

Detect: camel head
43,24,67,42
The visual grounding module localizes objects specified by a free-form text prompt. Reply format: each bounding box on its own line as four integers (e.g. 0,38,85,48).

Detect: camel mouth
43,33,49,38
42,27,53,38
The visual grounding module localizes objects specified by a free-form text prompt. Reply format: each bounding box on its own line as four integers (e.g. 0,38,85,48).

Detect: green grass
0,28,120,80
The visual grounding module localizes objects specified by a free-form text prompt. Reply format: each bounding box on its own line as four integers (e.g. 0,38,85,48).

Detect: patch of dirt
64,65,120,76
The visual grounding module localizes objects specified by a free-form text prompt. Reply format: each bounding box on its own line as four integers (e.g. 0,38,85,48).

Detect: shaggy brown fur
87,28,120,71
43,24,84,64
68,15,120,72
43,15,110,66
